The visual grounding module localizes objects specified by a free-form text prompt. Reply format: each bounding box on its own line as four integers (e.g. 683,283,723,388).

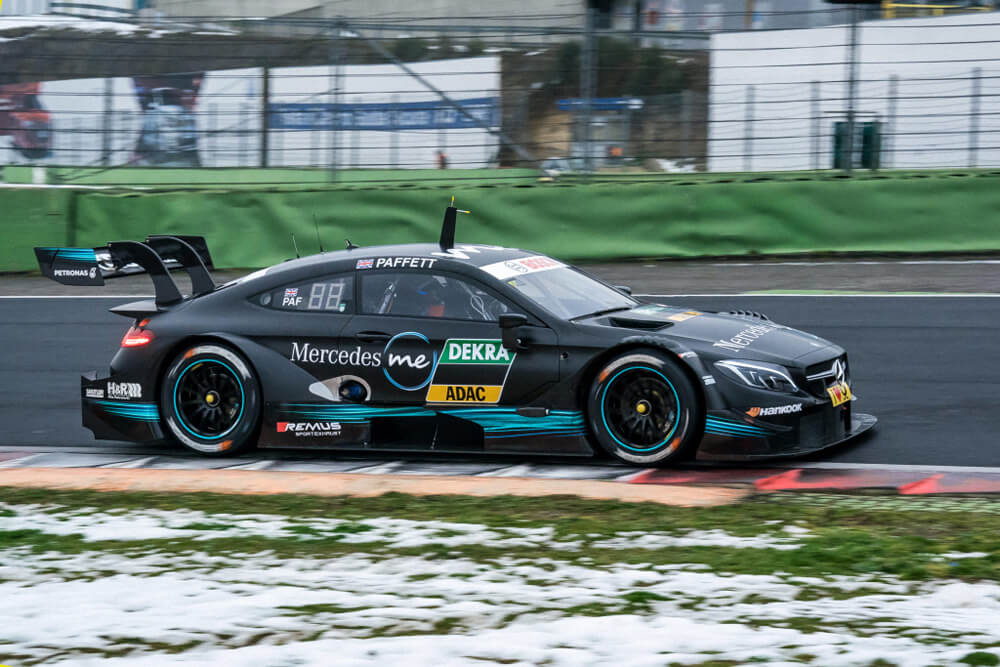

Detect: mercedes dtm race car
35,204,875,466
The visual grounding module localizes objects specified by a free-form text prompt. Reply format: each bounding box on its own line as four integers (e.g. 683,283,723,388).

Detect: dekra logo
441,340,512,365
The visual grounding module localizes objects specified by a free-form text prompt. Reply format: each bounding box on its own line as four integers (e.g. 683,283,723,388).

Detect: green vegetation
1,488,998,583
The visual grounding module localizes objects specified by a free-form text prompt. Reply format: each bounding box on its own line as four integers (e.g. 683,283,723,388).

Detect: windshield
480,256,636,320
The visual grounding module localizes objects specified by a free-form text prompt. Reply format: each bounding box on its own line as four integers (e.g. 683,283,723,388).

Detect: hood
590,303,840,364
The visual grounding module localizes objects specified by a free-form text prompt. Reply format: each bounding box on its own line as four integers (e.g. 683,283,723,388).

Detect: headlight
714,360,799,393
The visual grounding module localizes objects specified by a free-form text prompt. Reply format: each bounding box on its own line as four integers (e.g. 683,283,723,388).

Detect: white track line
706,259,1000,267
635,293,1000,298
4,293,1000,300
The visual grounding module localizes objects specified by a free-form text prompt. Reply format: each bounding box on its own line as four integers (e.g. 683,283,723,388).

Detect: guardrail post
886,74,898,169
391,93,399,169
744,85,754,172
207,104,216,168
260,66,270,168
843,3,860,174
352,98,360,168
811,80,820,170
327,16,342,182
969,66,982,168
101,78,112,166
580,7,596,175
239,103,249,167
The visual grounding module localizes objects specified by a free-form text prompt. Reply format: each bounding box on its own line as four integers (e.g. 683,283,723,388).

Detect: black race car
35,204,875,466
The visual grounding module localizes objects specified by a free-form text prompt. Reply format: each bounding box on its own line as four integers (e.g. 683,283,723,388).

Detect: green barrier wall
2,166,540,187
5,172,1000,272
1,189,74,272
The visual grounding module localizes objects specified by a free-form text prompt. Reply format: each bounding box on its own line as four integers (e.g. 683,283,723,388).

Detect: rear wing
35,235,215,307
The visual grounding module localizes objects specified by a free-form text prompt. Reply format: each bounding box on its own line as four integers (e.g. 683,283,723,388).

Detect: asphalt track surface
1,290,997,468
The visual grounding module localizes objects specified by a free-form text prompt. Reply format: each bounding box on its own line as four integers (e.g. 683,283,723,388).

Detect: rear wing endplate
34,235,215,307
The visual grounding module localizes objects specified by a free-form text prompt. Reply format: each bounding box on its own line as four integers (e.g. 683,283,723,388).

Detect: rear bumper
81,371,165,442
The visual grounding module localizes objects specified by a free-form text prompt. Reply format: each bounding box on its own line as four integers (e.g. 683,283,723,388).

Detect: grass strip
1,488,999,582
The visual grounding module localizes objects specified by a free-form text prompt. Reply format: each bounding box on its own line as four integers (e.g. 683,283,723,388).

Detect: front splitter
696,413,878,462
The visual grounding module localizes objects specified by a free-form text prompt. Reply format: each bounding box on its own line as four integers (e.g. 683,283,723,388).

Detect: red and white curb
632,463,1000,495
1,450,1000,495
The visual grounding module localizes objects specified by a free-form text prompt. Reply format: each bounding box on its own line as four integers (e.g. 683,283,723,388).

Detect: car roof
234,242,542,287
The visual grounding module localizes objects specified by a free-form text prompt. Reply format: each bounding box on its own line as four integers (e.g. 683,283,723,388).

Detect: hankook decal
746,404,802,417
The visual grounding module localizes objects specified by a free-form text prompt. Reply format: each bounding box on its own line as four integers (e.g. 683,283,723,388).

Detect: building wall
628,0,855,32
150,0,585,27
0,56,500,169
708,12,1000,171
0,0,49,15
1,0,136,16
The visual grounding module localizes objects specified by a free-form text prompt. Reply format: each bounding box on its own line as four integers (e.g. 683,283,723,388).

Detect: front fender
619,335,728,412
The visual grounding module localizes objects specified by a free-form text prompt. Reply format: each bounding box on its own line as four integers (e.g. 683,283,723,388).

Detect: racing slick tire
161,343,261,456
586,350,701,466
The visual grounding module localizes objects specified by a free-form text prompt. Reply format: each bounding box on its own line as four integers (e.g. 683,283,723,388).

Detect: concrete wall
708,12,1000,171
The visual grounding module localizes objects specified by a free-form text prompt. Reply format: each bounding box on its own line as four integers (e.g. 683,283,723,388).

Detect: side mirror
499,313,529,351
615,285,633,296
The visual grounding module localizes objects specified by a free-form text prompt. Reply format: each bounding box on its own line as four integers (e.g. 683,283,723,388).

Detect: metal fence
1,3,999,182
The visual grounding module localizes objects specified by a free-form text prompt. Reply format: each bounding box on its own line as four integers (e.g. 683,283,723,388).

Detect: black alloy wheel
161,343,260,456
587,349,701,466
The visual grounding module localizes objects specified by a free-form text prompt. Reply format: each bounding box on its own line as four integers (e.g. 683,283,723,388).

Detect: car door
343,268,560,409
248,272,361,447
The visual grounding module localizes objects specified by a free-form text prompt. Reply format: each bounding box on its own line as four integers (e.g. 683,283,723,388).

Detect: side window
361,272,511,321
255,274,354,313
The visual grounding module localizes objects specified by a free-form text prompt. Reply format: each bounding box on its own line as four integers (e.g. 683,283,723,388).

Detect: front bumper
696,402,877,462
81,371,165,442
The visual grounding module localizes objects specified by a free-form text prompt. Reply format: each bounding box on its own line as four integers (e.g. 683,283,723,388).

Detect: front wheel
160,343,260,456
586,350,702,466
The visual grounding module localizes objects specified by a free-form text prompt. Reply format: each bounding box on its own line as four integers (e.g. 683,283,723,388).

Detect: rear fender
178,333,320,406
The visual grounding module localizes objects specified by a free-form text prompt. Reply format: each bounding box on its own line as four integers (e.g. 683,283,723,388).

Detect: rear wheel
586,350,701,466
161,343,260,456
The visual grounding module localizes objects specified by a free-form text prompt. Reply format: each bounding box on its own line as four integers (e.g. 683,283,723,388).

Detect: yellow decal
426,384,502,404
668,311,701,322
827,382,852,407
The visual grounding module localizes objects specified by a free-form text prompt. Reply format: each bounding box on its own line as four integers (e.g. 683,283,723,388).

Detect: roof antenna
313,214,325,253
291,234,300,259
439,196,469,250
345,239,359,250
